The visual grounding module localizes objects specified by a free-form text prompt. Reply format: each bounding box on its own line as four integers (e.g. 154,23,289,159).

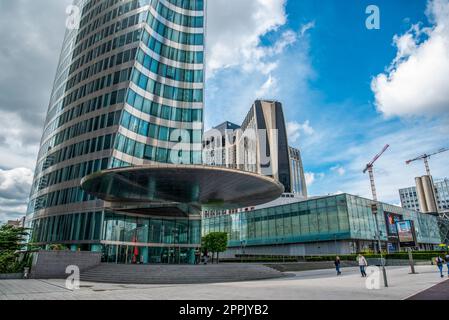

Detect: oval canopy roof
80,164,284,210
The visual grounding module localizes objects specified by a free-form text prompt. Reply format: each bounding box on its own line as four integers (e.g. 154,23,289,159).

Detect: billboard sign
395,220,417,247
384,212,402,238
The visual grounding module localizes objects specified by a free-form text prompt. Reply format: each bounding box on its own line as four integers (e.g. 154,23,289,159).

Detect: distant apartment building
6,217,25,228
202,100,307,219
399,178,449,213
289,146,307,198
203,100,308,199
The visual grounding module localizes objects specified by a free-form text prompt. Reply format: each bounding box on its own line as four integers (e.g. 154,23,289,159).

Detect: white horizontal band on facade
129,81,203,109
159,0,204,17
139,42,203,70
117,125,203,150
149,4,204,34
111,148,202,167
143,23,203,52
134,61,203,90
124,103,203,130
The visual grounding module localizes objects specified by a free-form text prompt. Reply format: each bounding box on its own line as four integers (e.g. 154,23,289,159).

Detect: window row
32,185,95,212
75,1,145,59
78,0,144,46
120,109,202,143
147,11,203,46
30,211,103,243
39,88,125,162
136,48,203,83
80,0,137,28
63,66,132,109
126,89,202,122
131,69,203,103
36,155,110,192
204,205,351,243
37,129,118,182
68,47,137,91
151,0,203,28
54,104,122,148
142,29,203,64
114,133,202,164
70,28,141,77
103,212,201,244
166,0,204,11
56,89,126,131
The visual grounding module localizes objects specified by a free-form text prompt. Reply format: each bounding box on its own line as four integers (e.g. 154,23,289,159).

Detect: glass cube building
202,194,442,257
26,0,205,264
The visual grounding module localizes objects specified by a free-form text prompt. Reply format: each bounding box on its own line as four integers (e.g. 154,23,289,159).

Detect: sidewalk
0,265,446,300
406,279,449,300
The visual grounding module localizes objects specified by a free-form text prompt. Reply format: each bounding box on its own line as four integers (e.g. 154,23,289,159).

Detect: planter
0,273,23,279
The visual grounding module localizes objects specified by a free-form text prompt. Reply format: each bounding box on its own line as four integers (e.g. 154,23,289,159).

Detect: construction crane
406,147,449,216
405,147,449,176
363,144,390,287
363,144,390,201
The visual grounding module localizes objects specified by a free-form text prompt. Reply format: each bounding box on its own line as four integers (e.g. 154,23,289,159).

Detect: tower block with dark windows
26,0,283,264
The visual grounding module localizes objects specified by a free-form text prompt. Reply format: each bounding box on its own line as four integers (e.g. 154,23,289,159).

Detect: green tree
0,225,28,251
0,225,29,274
202,232,228,264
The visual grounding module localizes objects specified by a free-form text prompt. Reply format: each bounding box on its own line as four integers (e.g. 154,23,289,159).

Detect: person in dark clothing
436,256,444,278
445,253,449,278
334,256,342,276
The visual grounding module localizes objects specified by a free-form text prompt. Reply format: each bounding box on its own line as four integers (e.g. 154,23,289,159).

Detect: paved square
0,266,446,300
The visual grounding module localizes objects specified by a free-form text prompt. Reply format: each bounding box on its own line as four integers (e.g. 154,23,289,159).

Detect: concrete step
79,263,286,284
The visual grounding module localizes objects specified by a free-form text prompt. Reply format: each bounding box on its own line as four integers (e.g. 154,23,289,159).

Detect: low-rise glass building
202,194,441,256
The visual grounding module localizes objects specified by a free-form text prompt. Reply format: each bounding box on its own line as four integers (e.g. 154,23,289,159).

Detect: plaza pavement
0,265,447,300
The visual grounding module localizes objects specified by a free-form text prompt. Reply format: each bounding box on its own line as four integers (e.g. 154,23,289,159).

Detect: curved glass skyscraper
27,0,205,264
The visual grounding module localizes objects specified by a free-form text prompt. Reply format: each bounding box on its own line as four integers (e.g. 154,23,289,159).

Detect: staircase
80,263,286,284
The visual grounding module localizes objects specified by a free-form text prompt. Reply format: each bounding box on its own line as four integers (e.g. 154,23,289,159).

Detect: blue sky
0,0,448,222
205,0,449,203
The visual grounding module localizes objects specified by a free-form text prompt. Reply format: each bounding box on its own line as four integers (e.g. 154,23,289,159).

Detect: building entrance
102,244,195,264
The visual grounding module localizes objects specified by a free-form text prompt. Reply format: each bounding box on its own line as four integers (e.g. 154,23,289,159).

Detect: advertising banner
395,220,417,247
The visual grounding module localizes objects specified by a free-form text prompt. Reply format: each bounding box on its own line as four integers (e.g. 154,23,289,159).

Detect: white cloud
256,74,278,98
0,168,33,201
331,165,346,176
371,0,449,117
312,120,449,204
304,172,315,186
287,120,314,143
299,21,315,37
0,110,41,169
0,167,33,222
206,0,293,77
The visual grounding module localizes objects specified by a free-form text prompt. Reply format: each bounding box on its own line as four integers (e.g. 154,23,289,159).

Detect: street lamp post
371,204,388,287
240,240,246,263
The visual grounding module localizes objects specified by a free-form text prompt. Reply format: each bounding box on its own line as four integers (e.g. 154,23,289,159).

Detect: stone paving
0,265,446,300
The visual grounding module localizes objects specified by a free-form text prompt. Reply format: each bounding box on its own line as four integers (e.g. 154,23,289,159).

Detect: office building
202,193,442,257
203,100,308,198
26,0,208,263
399,178,449,213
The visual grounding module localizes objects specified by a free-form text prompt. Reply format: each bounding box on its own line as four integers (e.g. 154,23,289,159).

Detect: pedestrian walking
334,256,342,276
446,253,449,278
435,256,444,278
357,254,368,277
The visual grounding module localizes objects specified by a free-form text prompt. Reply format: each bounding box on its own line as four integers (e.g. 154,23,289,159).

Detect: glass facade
202,194,441,251
26,0,205,263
